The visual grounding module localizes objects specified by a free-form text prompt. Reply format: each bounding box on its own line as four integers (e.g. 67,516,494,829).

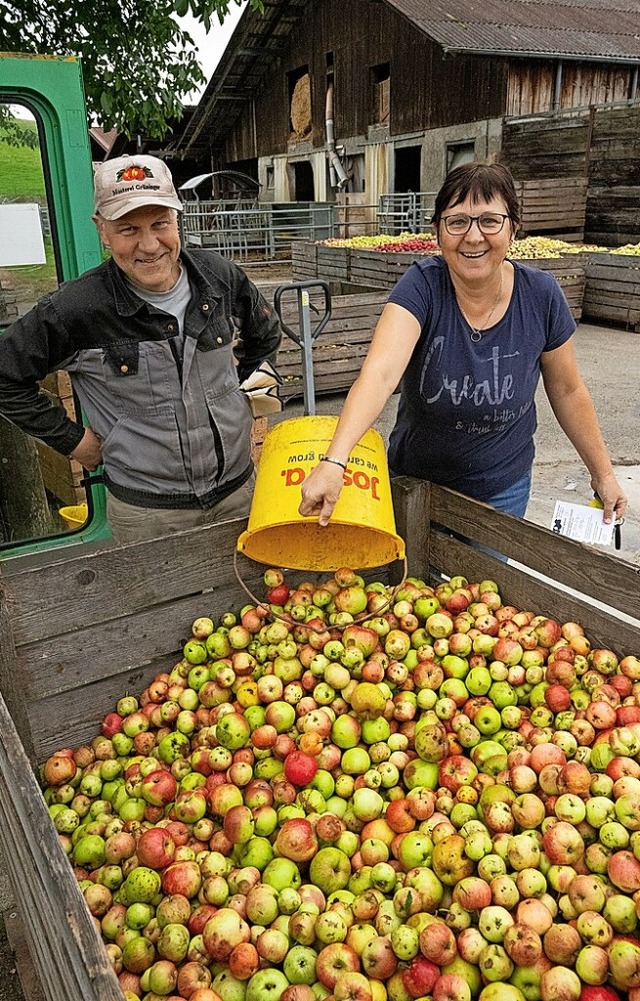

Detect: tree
0,0,264,138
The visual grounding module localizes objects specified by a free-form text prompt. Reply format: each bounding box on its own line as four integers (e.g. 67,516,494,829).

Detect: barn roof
172,0,640,159
386,0,640,62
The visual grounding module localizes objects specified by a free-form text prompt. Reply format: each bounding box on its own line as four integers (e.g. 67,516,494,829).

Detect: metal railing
377,192,436,234
180,201,337,261
179,193,437,262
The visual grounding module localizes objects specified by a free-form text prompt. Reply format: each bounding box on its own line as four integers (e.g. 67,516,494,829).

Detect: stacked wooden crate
514,178,588,242
582,252,640,331
37,372,86,506
275,284,388,398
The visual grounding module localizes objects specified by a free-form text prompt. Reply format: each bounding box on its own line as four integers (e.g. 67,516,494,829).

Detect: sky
179,2,246,101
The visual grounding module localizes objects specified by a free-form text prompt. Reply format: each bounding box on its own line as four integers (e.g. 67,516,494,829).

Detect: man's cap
93,155,183,220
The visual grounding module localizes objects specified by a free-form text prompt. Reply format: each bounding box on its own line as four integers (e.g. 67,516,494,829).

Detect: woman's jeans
484,470,532,519
389,469,533,565
389,470,532,519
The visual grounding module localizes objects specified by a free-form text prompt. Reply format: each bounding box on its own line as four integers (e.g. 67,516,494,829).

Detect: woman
299,161,627,528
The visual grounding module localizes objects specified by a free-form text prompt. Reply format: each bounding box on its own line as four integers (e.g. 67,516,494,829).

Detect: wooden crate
522,256,586,322
36,372,86,506
316,245,350,282
582,252,640,332
275,287,388,398
0,481,639,1000
291,242,585,320
514,178,588,241
349,248,428,289
251,416,269,465
291,241,319,280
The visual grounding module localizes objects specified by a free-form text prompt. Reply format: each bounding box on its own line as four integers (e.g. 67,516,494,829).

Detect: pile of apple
611,243,640,257
319,234,438,252
508,238,607,260
41,568,640,1001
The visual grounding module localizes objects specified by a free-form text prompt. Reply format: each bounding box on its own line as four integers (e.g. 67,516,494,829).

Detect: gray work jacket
0,249,281,508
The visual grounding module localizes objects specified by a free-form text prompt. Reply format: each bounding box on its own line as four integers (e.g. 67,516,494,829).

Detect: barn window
395,145,421,192
288,65,312,141
289,161,315,202
371,63,390,126
447,142,476,172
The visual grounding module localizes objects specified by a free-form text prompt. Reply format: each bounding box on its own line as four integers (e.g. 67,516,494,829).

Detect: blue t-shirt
387,256,575,501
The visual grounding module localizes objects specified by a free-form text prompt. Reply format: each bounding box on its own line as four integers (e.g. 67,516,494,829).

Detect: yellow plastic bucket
59,503,88,530
237,416,406,571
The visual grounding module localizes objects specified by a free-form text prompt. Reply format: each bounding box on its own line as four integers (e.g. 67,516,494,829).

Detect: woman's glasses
441,213,510,236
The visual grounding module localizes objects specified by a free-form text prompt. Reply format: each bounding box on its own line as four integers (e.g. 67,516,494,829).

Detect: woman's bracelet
320,455,347,471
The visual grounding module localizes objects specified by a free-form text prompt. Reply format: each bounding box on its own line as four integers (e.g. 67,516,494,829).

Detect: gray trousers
106,471,255,544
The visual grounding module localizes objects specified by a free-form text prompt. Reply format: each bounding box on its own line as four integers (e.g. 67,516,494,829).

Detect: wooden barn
171,0,640,223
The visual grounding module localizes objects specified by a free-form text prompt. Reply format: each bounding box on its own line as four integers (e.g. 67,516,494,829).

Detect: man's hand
70,428,103,470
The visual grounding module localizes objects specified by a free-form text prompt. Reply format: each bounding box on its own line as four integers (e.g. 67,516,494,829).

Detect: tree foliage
0,0,264,138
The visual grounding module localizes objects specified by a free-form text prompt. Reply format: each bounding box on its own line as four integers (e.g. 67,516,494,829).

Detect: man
0,154,282,543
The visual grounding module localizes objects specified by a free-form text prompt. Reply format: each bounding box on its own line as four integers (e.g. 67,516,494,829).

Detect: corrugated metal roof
386,0,640,60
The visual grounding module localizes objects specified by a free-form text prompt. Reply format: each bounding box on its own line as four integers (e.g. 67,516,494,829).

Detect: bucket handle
233,548,409,634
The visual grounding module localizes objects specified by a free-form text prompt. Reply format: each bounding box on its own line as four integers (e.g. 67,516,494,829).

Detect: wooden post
391,476,431,580
0,422,51,543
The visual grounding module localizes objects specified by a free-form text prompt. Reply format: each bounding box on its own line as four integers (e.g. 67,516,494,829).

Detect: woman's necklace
457,270,504,343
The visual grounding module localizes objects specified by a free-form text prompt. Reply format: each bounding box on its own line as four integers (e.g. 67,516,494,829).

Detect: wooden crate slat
0,687,123,1001
4,519,258,645
28,662,174,761
429,532,640,655
428,485,640,624
277,350,370,374
19,587,250,703
514,178,587,190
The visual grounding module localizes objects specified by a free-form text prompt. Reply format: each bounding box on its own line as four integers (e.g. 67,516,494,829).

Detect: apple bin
0,477,639,1001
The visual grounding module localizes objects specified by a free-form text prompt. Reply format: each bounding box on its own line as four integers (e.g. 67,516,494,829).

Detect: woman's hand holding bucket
298,459,345,526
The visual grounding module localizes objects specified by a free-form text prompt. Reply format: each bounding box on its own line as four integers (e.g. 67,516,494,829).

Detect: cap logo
116,165,153,182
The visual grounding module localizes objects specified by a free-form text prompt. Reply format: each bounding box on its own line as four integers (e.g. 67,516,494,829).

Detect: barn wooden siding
217,0,637,170
506,61,633,118
220,0,508,165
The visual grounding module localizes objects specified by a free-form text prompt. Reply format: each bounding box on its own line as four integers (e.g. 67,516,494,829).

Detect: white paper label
550,501,614,546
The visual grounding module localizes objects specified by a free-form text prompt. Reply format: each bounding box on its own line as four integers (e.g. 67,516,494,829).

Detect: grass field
0,118,58,306
0,117,46,200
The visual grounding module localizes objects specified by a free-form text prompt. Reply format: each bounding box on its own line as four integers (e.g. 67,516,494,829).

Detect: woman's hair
432,161,520,228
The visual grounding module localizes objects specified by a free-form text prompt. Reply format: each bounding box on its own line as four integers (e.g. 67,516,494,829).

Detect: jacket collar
106,248,231,317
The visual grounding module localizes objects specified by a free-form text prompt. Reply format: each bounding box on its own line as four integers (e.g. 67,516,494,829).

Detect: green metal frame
0,53,110,559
